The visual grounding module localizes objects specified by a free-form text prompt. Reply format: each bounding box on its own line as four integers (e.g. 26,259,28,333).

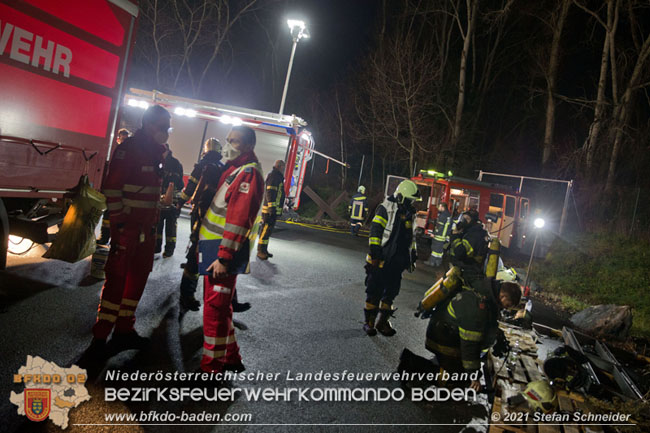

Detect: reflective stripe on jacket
262,167,284,215
103,130,165,227
349,192,368,221
199,151,264,261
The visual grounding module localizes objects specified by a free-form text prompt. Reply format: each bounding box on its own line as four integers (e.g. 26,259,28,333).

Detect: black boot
363,308,378,336
180,295,200,312
77,338,107,368
397,348,438,374
232,301,251,313
375,308,397,336
108,330,150,354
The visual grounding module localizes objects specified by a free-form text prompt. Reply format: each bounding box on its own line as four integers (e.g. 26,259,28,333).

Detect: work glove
414,301,433,319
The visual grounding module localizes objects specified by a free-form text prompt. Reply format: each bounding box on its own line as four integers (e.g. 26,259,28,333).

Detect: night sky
193,0,379,114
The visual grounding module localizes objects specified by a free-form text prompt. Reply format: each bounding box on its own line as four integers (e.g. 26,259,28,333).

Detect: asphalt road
0,216,492,433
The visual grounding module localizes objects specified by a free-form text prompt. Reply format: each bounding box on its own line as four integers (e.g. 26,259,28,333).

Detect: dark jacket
449,222,489,278
161,151,184,205
426,278,500,373
433,209,451,242
178,150,223,208
262,167,285,215
368,195,417,270
349,192,369,222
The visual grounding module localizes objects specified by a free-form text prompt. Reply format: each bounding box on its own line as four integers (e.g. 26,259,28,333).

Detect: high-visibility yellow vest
199,162,262,241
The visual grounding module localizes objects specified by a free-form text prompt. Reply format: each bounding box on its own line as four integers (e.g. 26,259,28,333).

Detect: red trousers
92,226,155,339
201,273,241,372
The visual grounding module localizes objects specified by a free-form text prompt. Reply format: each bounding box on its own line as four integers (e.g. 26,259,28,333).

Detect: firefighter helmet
358,185,366,194
203,137,222,154
522,380,557,413
394,180,422,203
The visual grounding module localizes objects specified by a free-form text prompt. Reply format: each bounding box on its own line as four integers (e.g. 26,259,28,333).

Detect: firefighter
82,105,170,361
198,125,264,373
426,202,451,267
363,179,420,337
349,185,369,236
177,138,224,311
155,143,184,257
449,209,489,282
425,280,521,390
97,128,130,246
400,280,521,391
257,160,285,260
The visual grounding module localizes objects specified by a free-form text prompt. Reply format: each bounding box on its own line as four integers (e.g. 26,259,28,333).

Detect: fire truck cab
386,171,531,249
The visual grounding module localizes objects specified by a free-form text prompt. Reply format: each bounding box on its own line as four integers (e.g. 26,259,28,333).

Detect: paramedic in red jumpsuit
199,126,264,373
85,105,170,359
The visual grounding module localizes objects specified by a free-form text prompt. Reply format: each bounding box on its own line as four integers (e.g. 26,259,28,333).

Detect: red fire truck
0,1,317,269
386,170,531,250
0,0,139,269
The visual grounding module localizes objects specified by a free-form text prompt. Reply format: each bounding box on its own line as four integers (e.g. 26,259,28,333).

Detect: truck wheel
0,199,8,270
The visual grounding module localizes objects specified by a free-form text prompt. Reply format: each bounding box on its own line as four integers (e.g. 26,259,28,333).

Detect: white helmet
358,185,366,194
203,137,222,154
394,179,421,204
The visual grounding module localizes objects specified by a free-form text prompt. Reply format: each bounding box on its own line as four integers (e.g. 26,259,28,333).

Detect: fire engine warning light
127,99,150,110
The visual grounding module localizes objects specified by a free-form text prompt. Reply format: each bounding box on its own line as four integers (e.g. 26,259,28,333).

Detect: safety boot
375,304,397,336
363,307,378,336
180,294,201,312
256,251,269,260
232,301,251,313
108,330,150,354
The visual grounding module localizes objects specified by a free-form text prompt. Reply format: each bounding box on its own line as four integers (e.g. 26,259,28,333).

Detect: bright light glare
287,19,305,30
174,107,197,118
128,99,149,109
8,235,34,255
534,218,545,229
219,115,242,126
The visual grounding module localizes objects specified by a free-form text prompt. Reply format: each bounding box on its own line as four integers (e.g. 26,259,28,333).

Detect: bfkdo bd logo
25,389,51,422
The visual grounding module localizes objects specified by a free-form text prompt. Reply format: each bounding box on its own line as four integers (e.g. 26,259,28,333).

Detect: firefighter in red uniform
82,105,170,361
198,125,264,373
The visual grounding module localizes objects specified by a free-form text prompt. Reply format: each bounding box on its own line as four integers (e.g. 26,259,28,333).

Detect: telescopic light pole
279,19,309,116
523,218,545,293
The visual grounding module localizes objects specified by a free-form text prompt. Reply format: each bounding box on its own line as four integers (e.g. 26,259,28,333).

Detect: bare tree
450,0,479,164
577,0,620,176
136,0,260,97
541,0,571,171
605,11,650,193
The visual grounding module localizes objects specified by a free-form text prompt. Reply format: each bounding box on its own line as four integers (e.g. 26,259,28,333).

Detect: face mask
153,130,169,145
221,141,241,161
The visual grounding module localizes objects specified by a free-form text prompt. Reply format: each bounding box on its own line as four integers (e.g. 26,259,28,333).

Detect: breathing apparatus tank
416,266,462,315
485,237,500,278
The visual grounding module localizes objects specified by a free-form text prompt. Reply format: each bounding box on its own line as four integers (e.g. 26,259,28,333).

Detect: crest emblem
25,389,50,422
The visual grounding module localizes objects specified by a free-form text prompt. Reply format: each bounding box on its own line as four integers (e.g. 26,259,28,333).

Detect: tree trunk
605,32,650,194
335,89,346,190
450,0,478,165
370,136,375,192
582,0,616,176
542,0,570,171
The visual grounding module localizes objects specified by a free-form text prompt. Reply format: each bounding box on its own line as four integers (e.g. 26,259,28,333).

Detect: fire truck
386,170,531,250
0,1,316,269
0,0,139,269
120,89,315,211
